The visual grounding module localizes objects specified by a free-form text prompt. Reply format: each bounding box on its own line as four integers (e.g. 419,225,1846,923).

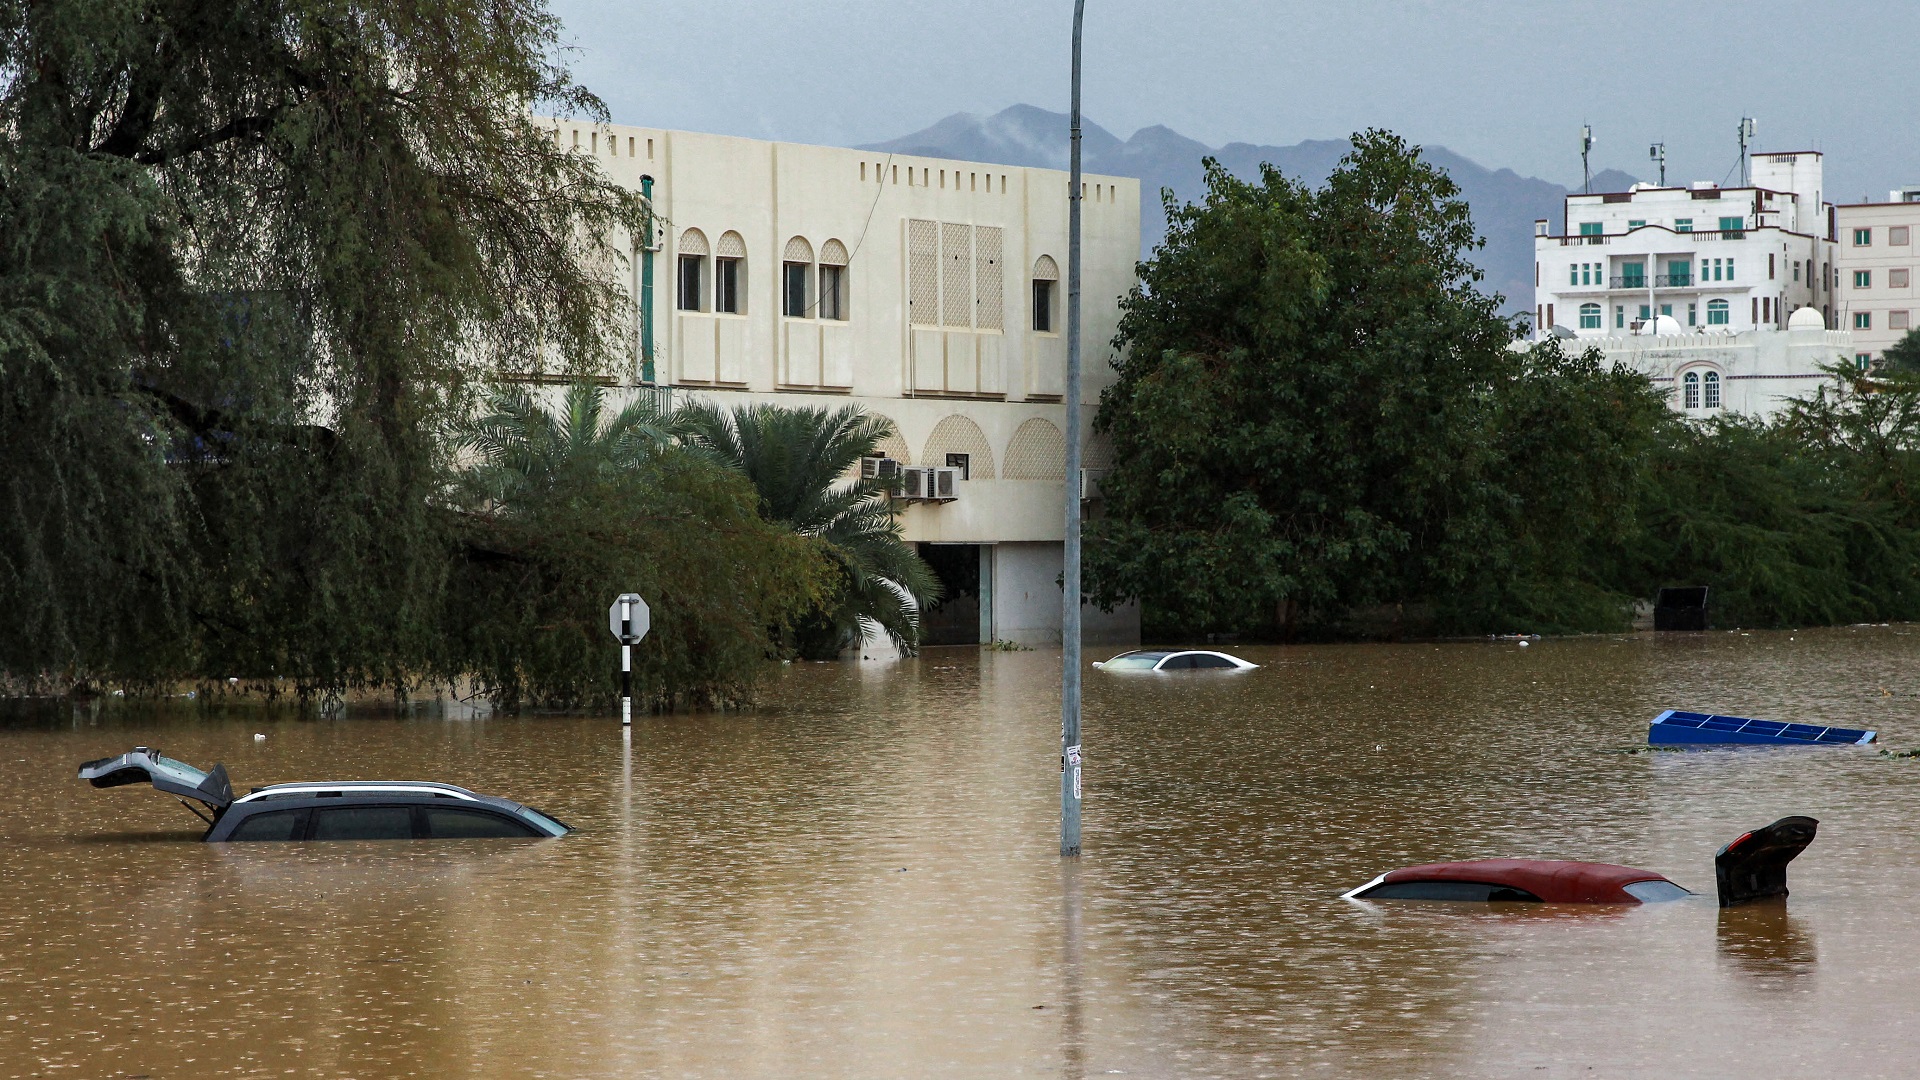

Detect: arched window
677,228,708,311
1032,255,1060,333
1578,303,1602,330
1706,298,1730,325
818,239,849,321
1704,370,1721,409
782,236,814,318
713,231,746,314
1683,370,1700,410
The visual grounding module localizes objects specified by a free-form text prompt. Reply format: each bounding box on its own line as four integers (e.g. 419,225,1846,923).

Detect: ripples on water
3,628,1919,1078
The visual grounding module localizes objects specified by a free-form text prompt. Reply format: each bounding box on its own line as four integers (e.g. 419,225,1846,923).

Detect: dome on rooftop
1788,306,1825,331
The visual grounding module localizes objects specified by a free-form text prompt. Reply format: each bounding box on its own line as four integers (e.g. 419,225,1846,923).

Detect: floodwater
6,628,1920,1078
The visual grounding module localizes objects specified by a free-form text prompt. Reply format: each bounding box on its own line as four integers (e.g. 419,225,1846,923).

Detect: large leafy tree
443,384,830,710
1086,132,1661,635
675,402,941,658
0,0,642,689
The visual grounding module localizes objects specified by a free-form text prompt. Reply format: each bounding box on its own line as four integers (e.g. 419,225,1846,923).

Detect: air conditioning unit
894,466,961,502
931,466,960,501
861,456,902,481
1078,468,1108,502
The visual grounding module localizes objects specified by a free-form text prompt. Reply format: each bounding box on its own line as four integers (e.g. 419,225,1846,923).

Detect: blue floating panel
1648,709,1876,747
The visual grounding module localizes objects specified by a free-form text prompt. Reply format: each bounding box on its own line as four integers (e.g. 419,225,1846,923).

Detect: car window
1622,879,1691,902
1160,654,1195,669
1101,656,1160,670
226,809,308,841
310,806,415,841
425,808,539,838
1190,654,1236,669
1358,880,1542,902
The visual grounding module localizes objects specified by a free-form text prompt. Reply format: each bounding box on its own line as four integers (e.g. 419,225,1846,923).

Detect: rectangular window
1628,219,1647,230
1547,303,1554,328
1720,216,1745,234
1727,258,1735,281
1579,306,1601,329
1793,260,1801,281
1666,259,1691,286
945,453,971,480
1855,270,1873,288
1639,304,1651,321
1854,228,1873,246
1579,222,1603,236
1892,310,1910,330
1688,302,1698,326
1705,374,1721,409
1675,218,1693,233
1621,261,1646,288
1893,269,1911,289
1615,305,1625,329
1858,353,1874,369
1661,303,1673,317
783,262,810,317
1769,253,1776,279
1856,311,1873,330
1570,264,1579,287
677,255,703,311
1032,279,1055,332
818,265,846,320
1893,226,1912,246
715,257,742,314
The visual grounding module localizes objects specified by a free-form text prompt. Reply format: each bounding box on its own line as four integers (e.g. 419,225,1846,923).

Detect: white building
1834,187,1920,366
540,120,1142,649
1533,151,1851,417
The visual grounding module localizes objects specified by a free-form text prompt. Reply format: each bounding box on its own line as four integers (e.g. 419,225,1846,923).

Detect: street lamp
1060,0,1086,858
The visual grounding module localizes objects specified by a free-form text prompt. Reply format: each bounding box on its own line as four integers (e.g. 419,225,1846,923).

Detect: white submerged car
1092,649,1258,672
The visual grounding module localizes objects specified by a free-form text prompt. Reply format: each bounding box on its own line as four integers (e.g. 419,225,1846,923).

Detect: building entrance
916,543,982,646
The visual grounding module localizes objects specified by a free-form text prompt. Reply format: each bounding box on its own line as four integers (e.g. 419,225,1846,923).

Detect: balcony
1609,275,1648,289
1656,274,1692,287
1608,274,1696,289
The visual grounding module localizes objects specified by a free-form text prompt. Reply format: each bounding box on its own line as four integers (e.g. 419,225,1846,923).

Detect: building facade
1533,151,1851,417
541,120,1142,649
1833,187,1920,366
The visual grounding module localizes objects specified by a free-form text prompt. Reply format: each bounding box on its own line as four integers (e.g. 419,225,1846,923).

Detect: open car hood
78,747,233,811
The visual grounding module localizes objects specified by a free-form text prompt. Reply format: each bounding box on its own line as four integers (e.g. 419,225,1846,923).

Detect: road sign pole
1061,0,1086,859
620,599,633,727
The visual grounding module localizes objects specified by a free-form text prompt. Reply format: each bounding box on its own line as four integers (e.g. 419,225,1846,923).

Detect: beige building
541,119,1142,649
1834,187,1920,365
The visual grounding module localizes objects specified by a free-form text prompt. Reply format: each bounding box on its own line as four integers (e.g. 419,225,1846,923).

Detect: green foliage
441,384,831,710
1620,368,1920,627
1087,133,1663,636
675,402,940,658
1882,330,1920,375
1,0,642,691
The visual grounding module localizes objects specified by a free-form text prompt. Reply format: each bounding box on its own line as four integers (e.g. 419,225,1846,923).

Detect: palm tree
675,401,941,657
455,382,674,511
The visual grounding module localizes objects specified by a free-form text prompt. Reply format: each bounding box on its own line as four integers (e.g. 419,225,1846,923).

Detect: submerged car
1093,649,1258,672
78,747,570,841
1343,816,1817,907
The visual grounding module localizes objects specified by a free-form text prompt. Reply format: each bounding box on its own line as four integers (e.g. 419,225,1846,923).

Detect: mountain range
863,105,1640,316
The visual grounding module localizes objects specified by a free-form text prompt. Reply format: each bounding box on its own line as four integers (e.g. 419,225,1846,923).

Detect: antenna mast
1581,125,1594,194
1738,117,1756,186
1648,142,1666,187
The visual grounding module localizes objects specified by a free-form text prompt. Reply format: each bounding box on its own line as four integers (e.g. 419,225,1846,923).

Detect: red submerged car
1342,817,1817,907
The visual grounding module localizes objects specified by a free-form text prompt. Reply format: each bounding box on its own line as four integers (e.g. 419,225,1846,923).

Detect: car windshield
518,807,569,835
1622,879,1691,902
1101,654,1163,671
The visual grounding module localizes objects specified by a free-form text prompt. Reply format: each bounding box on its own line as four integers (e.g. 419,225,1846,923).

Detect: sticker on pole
607,594,651,645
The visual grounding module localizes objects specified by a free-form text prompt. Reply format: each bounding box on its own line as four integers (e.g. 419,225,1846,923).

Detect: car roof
1381,859,1670,903
234,781,485,803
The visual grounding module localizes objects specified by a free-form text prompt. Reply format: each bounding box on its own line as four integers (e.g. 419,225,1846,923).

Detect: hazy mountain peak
864,105,1609,314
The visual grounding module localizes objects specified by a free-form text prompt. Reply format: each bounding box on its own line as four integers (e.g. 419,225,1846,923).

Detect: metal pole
1060,0,1086,859
639,175,656,384
620,599,633,726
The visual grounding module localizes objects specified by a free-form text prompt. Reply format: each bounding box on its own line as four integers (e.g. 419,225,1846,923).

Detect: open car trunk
77,747,233,819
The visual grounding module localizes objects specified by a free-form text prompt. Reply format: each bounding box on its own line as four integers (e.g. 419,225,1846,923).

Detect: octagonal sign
608,594,651,645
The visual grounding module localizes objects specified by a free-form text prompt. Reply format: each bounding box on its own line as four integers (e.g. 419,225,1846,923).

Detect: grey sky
550,0,1920,200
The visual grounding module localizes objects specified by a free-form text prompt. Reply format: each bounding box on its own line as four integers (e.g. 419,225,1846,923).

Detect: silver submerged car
1092,649,1259,672
78,747,570,841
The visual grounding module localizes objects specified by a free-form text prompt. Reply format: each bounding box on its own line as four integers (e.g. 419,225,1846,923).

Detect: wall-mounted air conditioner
861,456,902,481
895,466,961,502
1078,468,1108,502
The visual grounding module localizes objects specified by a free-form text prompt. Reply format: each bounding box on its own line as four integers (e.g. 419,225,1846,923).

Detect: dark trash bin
1654,586,1709,631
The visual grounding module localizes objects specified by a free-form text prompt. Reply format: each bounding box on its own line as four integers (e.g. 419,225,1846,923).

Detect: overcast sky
549,0,1920,200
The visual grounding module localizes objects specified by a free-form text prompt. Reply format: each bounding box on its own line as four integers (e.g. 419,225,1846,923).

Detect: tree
442,383,831,710
1086,132,1654,636
1,0,642,691
675,402,940,658
1881,329,1920,375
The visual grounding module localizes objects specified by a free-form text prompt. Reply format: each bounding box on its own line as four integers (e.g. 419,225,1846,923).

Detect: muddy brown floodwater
6,628,1920,1078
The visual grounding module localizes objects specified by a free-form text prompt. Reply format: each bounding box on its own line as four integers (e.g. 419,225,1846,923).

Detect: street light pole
1060,0,1086,859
